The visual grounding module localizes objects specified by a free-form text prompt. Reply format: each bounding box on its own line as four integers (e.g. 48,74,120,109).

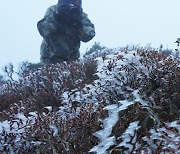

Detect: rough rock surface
37,5,95,65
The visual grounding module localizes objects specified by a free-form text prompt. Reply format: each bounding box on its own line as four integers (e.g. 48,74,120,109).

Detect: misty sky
0,0,180,73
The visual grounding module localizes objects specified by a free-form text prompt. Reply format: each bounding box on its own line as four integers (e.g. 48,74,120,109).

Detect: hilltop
0,45,179,153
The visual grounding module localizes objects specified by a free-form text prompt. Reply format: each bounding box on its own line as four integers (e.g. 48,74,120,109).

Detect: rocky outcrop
37,5,95,65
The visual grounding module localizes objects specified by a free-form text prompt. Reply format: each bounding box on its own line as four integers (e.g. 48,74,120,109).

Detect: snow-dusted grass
0,45,179,153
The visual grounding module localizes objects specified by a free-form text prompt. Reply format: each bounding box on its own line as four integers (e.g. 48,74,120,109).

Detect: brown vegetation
0,46,179,153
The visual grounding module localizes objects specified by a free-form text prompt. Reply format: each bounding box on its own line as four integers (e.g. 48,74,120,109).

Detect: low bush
0,45,179,153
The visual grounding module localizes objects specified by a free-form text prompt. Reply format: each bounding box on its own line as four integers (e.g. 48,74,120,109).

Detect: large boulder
37,5,95,65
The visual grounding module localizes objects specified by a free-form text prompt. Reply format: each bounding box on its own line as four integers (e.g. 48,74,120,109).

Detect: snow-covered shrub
0,58,98,115
0,45,179,153
0,104,108,153
135,120,180,153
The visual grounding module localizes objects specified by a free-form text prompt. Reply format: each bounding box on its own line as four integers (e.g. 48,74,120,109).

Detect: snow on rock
117,121,140,153
90,98,140,153
118,99,134,111
90,104,119,154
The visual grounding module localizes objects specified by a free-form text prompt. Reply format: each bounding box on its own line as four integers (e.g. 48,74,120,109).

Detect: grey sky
0,0,180,72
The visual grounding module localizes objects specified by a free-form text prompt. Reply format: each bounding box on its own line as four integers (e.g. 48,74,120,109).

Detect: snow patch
90,104,119,154
118,121,140,153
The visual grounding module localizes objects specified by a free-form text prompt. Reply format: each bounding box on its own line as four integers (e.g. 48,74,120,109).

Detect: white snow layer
90,98,139,154
90,104,119,154
118,121,140,153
